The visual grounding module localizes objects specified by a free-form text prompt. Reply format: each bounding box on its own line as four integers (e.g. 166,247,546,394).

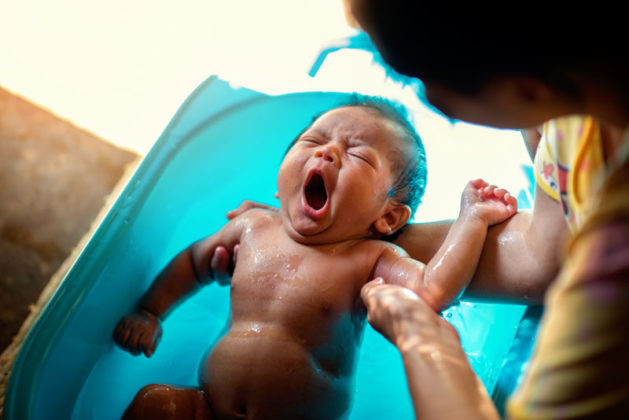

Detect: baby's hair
286,94,427,224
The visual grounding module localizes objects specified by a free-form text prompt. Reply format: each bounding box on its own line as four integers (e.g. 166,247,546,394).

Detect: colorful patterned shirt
507,116,629,418
533,115,608,232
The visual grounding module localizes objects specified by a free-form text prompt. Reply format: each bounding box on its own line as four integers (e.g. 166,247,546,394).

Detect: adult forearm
465,210,561,304
401,342,500,420
361,281,501,420
396,215,557,305
394,220,452,264
396,197,565,306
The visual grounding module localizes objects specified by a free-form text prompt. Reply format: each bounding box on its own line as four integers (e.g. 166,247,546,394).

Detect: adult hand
360,278,460,352
361,278,499,420
210,245,239,286
211,200,279,284
226,200,279,220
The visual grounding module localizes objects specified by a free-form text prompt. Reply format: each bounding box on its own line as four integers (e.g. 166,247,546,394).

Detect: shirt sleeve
534,122,561,202
507,162,629,419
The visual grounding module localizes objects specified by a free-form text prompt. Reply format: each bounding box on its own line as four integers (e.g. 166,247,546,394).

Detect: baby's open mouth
304,173,328,211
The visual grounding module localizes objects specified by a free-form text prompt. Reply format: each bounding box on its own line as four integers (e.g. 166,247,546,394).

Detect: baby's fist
113,310,162,357
462,179,517,226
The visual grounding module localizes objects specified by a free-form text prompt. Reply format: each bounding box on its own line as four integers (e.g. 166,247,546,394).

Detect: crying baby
114,95,516,419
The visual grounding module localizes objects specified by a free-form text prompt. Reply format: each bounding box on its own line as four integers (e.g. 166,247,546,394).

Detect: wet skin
114,106,516,419
201,213,394,419
116,107,415,419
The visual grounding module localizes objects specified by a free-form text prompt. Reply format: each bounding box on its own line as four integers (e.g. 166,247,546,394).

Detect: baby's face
277,106,408,244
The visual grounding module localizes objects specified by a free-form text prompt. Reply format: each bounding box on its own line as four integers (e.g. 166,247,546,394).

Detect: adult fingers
360,278,386,303
226,200,279,220
233,244,239,265
226,200,256,219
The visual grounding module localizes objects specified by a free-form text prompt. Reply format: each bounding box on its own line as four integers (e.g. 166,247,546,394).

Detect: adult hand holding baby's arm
114,309,162,357
389,179,517,311
361,279,499,420
361,278,458,349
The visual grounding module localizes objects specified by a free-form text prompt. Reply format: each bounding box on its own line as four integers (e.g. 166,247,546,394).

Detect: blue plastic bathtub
4,76,536,419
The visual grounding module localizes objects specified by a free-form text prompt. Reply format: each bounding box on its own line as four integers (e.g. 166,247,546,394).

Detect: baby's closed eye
300,136,325,146
348,145,376,167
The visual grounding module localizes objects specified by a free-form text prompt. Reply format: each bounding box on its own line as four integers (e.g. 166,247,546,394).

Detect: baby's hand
460,179,517,226
113,310,162,357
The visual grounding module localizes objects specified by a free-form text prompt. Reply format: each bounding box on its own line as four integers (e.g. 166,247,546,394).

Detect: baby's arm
114,215,247,357
374,179,517,311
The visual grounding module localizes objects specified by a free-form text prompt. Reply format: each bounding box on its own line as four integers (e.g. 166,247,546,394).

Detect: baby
114,96,516,419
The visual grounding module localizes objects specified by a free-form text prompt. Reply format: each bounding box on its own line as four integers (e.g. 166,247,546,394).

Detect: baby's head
277,94,426,244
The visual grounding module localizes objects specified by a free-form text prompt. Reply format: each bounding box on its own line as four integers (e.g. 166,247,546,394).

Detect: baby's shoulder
235,207,281,230
351,238,409,262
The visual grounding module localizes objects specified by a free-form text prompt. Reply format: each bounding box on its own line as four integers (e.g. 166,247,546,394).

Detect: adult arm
397,125,566,304
218,160,568,305
375,179,517,311
395,182,567,305
508,162,629,418
361,280,500,419
464,181,567,304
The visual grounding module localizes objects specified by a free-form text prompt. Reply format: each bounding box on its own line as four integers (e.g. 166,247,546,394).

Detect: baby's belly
201,323,351,419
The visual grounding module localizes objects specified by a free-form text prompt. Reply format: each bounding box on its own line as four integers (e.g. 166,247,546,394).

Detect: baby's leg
122,384,214,420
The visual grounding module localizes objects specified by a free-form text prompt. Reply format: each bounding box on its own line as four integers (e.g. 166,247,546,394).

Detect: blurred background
0,0,353,354
0,0,530,359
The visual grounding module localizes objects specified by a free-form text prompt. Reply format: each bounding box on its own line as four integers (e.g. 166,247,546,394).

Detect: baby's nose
314,145,339,164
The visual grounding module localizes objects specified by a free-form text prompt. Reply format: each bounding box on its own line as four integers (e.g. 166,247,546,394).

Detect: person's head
277,95,426,245
348,1,629,128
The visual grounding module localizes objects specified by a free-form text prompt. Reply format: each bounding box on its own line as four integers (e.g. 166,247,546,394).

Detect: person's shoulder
544,115,598,144
236,207,281,229
357,238,409,261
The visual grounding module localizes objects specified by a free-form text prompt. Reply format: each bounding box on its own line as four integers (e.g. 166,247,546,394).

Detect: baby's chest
231,241,369,313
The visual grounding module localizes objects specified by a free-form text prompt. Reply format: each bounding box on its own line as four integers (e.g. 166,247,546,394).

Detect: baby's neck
281,221,372,248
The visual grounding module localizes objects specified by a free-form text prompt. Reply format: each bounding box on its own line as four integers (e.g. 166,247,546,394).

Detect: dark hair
287,94,427,222
349,1,622,96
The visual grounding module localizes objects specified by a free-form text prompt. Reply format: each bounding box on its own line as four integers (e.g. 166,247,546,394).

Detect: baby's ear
374,203,411,236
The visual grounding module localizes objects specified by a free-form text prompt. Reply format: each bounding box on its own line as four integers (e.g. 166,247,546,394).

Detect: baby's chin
283,223,334,246
281,219,371,246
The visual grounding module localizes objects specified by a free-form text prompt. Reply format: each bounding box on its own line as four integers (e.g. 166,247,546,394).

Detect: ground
0,86,138,353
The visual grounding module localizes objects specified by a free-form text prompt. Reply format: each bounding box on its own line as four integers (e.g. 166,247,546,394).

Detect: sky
1,0,531,222
1,0,351,154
